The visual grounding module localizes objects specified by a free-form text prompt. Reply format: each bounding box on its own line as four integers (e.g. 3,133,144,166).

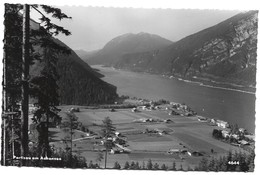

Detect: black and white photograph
0,0,259,174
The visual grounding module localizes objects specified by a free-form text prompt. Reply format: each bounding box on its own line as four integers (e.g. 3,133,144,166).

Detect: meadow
51,105,247,169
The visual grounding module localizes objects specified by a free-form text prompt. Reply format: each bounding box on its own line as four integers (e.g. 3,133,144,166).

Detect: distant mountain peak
86,32,173,65
115,11,258,89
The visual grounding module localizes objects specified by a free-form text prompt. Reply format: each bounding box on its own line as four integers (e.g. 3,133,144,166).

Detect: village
23,97,254,169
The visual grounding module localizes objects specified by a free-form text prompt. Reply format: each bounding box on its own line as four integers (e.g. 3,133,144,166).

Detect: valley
50,103,252,169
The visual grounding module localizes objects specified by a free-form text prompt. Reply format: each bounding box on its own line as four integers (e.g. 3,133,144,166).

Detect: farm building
168,110,180,116
239,140,250,145
231,134,240,140
197,116,207,122
155,106,160,110
115,131,121,137
133,118,148,123
167,149,180,154
167,148,190,155
154,128,167,135
164,119,172,123
221,130,230,138
216,120,229,128
110,148,121,154
192,151,204,156
137,106,146,110
210,119,216,123
131,108,138,112
244,134,255,141
170,102,178,106
239,128,246,133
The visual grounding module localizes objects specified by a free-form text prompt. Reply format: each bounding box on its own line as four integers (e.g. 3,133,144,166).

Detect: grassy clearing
130,135,172,142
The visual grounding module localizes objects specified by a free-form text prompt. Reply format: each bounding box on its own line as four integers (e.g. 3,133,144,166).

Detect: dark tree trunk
21,4,30,158
2,32,7,166
105,145,107,168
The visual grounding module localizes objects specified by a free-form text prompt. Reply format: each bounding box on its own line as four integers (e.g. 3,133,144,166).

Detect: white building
221,130,230,138
231,134,240,140
239,128,246,133
245,135,255,141
132,108,138,112
216,120,229,128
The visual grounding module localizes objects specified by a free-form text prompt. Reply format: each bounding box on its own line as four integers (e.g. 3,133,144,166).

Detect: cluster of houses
93,131,131,154
197,116,208,122
197,115,255,147
131,101,197,118
168,102,196,117
143,128,168,135
210,119,230,128
133,118,172,123
167,148,204,157
197,116,230,129
132,105,160,112
216,127,254,147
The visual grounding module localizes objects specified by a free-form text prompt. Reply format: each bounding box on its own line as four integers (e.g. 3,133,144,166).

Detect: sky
31,6,242,51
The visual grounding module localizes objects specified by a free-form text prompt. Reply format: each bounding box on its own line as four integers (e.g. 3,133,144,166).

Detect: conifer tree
3,3,72,163
238,152,249,172
171,161,176,170
96,151,104,167
89,160,94,168
113,161,121,169
3,4,24,165
130,161,136,169
60,112,79,166
226,150,236,171
29,4,71,157
124,161,130,169
101,116,116,168
142,161,146,169
179,164,184,171
199,157,209,171
246,150,255,172
208,157,216,171
161,163,168,170
135,161,140,169
187,165,193,171
153,162,160,170
146,159,153,170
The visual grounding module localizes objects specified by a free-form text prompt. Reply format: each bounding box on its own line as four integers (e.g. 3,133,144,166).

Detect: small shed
239,140,250,145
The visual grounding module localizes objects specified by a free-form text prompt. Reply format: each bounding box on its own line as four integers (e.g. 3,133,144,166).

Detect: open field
51,105,249,169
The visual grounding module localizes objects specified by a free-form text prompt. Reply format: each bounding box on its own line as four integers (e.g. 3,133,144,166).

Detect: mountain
115,11,258,89
30,38,118,105
74,49,99,60
86,32,173,65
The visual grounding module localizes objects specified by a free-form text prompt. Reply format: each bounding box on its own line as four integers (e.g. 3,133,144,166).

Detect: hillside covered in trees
30,38,118,105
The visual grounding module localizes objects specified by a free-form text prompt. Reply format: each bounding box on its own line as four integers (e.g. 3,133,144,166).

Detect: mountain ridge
86,32,173,65
113,11,258,88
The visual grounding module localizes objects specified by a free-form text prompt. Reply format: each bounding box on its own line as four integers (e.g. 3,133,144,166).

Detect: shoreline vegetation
96,65,256,94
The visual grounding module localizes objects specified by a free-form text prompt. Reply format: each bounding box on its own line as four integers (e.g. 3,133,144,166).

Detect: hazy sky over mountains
31,6,241,51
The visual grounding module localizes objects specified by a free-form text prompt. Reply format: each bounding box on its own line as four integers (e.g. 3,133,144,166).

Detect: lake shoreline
92,64,255,134
95,65,255,95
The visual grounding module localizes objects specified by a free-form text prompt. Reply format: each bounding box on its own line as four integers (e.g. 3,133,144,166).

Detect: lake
93,65,256,133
